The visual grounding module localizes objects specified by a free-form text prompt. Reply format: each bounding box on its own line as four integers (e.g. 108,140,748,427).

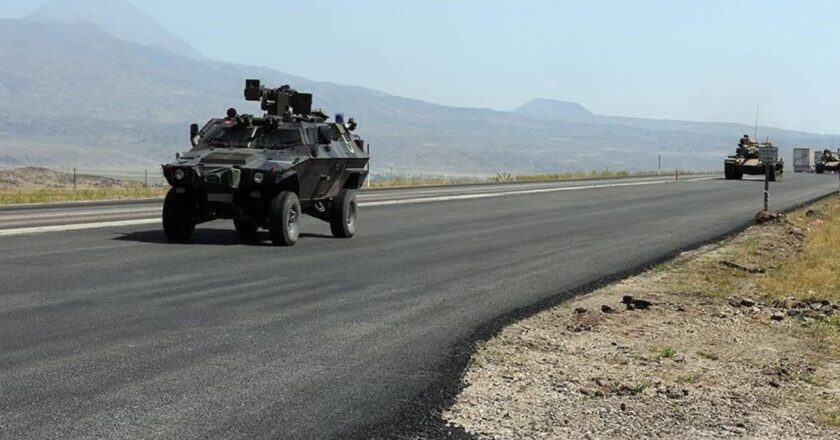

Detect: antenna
753,104,760,139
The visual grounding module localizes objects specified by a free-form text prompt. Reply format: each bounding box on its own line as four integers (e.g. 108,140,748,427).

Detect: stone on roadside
631,299,652,310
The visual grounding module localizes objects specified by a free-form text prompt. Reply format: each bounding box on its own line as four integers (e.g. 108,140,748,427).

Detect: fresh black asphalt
0,173,837,439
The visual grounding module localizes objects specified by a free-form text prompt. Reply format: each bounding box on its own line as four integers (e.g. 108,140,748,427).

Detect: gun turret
244,79,313,116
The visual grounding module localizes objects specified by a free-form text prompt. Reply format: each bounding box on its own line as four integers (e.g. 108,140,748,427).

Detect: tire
329,189,357,238
725,165,742,180
162,188,195,242
815,164,825,174
234,219,258,241
269,191,301,246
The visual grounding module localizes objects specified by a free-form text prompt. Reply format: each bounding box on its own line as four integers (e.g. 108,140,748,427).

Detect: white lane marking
0,177,714,236
361,178,711,206
0,218,161,236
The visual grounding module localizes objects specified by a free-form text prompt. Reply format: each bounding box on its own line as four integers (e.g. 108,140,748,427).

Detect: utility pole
764,163,770,212
658,154,661,172
144,168,148,188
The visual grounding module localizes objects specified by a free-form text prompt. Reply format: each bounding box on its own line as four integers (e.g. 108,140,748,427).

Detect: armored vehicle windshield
257,126,305,149
197,120,306,150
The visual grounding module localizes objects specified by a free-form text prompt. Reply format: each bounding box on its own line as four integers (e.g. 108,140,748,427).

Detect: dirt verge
444,197,840,439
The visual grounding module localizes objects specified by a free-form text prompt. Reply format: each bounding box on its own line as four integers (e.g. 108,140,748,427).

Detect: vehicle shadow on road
713,177,771,183
113,229,334,246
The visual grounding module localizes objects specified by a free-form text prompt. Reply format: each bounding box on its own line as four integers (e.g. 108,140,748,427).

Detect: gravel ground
444,210,840,439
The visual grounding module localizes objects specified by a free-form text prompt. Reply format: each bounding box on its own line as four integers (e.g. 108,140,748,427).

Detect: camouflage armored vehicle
815,149,840,174
161,79,369,246
724,134,783,181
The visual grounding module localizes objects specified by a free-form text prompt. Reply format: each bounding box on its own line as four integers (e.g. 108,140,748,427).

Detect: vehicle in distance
815,149,840,174
724,134,783,181
161,79,369,245
792,147,813,173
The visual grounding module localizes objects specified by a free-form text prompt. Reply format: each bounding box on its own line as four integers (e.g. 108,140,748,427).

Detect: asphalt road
0,173,837,439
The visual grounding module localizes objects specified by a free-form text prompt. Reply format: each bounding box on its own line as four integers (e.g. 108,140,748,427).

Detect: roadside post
758,145,778,212
366,143,371,189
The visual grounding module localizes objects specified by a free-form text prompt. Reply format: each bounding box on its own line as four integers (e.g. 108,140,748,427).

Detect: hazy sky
3,0,840,133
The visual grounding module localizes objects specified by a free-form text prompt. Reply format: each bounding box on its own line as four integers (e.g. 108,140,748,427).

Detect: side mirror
317,125,332,144
189,123,199,146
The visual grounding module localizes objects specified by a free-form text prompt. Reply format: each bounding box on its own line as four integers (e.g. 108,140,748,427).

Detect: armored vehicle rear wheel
163,188,195,242
769,169,781,182
269,191,300,246
234,219,258,241
329,189,357,238
816,164,825,174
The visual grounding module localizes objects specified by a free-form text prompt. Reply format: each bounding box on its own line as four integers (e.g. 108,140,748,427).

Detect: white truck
792,147,812,172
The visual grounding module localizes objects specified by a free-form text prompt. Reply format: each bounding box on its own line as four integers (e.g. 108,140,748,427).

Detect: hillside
27,0,203,59
0,11,835,174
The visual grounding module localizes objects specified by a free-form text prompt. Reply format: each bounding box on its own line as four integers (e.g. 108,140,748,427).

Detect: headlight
253,172,265,184
174,168,186,180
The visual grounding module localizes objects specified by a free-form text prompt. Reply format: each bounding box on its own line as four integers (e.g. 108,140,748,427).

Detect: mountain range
0,0,835,175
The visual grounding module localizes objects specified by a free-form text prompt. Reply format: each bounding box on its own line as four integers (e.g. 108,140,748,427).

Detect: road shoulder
444,196,840,439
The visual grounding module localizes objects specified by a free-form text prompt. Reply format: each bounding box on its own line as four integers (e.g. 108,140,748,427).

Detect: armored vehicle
724,134,783,181
161,79,369,246
815,149,840,174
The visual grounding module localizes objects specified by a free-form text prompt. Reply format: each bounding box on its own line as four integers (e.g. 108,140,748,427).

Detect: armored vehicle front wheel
269,191,301,246
162,188,196,242
816,164,825,174
234,219,258,241
724,164,743,180
329,189,357,238
769,169,782,182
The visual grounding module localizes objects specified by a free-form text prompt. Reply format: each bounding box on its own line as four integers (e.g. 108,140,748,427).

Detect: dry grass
0,186,166,205
824,409,840,427
655,196,840,354
760,201,840,303
368,175,483,188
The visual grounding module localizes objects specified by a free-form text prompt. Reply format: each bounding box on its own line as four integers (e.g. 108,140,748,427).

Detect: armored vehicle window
199,122,254,149
258,127,303,149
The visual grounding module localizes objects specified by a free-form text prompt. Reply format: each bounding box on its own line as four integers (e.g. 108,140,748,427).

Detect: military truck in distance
724,135,783,181
161,80,369,246
815,149,840,174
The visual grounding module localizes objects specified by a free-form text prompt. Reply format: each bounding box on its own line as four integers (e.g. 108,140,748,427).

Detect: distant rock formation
513,98,593,119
